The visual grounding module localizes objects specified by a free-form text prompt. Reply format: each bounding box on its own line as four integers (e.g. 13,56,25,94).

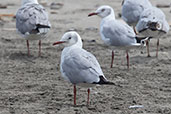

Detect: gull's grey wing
61,48,104,84
122,0,152,26
16,4,51,35
136,7,170,36
101,20,136,46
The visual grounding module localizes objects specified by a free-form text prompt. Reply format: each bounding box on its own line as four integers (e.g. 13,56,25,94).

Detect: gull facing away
53,31,114,106
136,6,170,57
88,5,148,69
122,0,152,28
16,0,51,56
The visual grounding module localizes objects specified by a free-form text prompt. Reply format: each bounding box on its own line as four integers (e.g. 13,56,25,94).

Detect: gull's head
53,31,83,48
22,0,38,5
88,5,114,18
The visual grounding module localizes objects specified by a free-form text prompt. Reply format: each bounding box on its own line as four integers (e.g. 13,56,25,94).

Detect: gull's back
16,3,51,40
136,7,170,37
101,19,137,47
60,47,104,84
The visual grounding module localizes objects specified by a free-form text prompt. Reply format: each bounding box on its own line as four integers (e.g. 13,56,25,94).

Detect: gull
53,31,114,106
16,0,51,56
136,6,170,57
122,0,152,27
88,5,147,69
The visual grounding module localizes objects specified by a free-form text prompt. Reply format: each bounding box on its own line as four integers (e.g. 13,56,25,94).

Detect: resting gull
16,0,51,56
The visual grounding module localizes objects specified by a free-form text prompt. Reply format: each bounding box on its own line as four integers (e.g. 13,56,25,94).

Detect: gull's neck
62,37,83,58
22,0,38,5
100,9,115,45
75,36,83,48
103,9,115,21
66,36,83,50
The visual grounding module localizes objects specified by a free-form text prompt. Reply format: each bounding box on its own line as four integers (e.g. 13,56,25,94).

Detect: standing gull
136,6,170,57
53,31,114,105
88,5,147,69
16,0,51,56
122,0,152,27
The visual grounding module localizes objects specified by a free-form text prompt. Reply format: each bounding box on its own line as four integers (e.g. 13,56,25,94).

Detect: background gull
16,0,51,56
88,5,148,69
53,31,114,106
136,6,170,57
121,0,152,31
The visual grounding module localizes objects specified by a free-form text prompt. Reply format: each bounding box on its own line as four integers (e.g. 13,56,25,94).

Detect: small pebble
129,105,144,109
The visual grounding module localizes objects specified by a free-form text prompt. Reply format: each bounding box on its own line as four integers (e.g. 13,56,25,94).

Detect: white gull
122,0,152,27
88,5,148,69
136,6,170,57
16,0,51,56
53,31,114,106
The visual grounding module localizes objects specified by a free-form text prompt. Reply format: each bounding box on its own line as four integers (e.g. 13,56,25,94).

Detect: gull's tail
30,24,51,34
135,37,152,46
93,76,115,85
147,22,161,31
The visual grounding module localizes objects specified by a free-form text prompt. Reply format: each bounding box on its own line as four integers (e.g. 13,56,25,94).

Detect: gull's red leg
38,40,41,56
27,40,30,56
111,51,114,68
146,40,151,57
73,84,76,105
126,50,129,70
87,88,90,106
133,26,138,35
156,39,159,58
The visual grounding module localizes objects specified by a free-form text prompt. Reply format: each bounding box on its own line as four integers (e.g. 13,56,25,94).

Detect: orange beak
53,41,66,45
88,12,98,17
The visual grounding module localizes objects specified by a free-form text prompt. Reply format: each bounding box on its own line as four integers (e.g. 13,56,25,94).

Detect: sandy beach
0,0,171,113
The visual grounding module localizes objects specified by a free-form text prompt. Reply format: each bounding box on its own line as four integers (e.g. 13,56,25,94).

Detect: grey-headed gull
88,5,148,69
136,6,170,57
122,0,152,27
53,31,114,105
16,0,51,56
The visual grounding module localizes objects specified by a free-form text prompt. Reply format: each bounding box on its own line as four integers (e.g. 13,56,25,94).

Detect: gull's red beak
53,41,66,45
88,12,98,17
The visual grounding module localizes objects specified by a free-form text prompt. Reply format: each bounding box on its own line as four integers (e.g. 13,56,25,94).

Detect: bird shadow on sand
9,52,38,63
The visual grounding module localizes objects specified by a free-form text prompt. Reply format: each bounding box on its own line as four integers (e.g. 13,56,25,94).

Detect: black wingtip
36,24,51,29
135,36,152,43
93,76,115,85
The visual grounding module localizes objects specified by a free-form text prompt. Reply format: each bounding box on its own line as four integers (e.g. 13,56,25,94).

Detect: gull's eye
68,37,71,40
101,9,105,12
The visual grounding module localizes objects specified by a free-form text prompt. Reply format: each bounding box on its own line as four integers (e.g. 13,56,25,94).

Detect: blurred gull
136,6,170,57
88,5,148,69
16,0,51,56
122,0,152,28
53,31,114,106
